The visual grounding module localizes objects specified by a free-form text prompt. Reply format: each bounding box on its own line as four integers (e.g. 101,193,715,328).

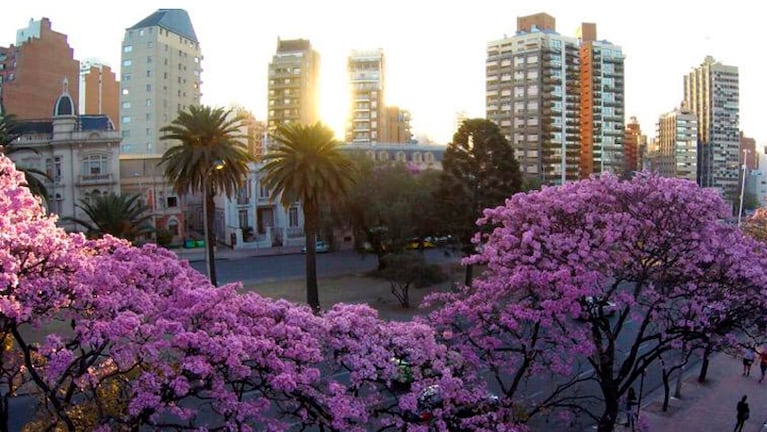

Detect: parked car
301,240,330,254
405,384,500,428
406,238,436,250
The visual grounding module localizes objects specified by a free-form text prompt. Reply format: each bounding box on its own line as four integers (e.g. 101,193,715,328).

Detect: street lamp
203,160,225,286
738,149,749,227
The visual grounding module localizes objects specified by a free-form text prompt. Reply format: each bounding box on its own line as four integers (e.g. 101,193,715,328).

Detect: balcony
78,173,114,186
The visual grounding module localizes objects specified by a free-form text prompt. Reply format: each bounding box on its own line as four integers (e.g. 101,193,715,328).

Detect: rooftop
129,9,198,43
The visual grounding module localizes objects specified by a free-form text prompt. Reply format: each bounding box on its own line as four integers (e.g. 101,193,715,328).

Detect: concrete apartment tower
486,13,625,185
655,109,698,181
79,60,120,128
578,23,625,178
346,49,385,144
0,18,80,120
682,56,740,198
119,8,202,156
119,8,202,240
381,106,412,143
267,39,320,131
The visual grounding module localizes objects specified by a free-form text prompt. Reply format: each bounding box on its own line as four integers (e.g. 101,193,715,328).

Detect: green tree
159,105,253,286
261,122,355,312
0,113,50,204
67,192,153,242
434,118,522,285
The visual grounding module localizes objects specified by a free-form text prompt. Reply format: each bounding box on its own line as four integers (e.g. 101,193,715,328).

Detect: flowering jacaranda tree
0,154,476,431
426,173,767,432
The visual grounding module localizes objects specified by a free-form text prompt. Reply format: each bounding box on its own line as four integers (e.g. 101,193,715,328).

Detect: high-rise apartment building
119,9,202,242
624,116,644,173
267,39,320,131
80,60,119,128
0,18,79,120
346,49,385,144
579,23,625,178
740,132,757,170
486,13,625,185
119,8,202,156
654,109,698,181
682,56,739,197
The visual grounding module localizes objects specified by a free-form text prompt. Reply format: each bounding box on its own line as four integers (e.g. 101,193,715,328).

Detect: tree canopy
67,192,153,242
261,122,355,311
426,173,767,431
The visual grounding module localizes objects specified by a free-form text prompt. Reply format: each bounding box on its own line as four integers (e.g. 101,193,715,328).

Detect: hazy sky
2,1,764,146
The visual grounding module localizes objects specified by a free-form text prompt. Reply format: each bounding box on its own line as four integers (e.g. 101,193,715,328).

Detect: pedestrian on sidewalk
625,387,638,431
734,394,749,432
743,345,755,376
759,348,767,382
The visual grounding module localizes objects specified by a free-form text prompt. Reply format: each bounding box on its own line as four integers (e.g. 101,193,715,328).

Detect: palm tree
261,122,355,312
67,193,153,242
159,105,253,286
0,113,50,204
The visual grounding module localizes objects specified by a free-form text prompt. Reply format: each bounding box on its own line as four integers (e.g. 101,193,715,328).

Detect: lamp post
738,149,749,227
203,160,225,286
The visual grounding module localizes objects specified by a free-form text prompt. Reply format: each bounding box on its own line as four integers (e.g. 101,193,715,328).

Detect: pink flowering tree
427,173,767,432
0,155,87,429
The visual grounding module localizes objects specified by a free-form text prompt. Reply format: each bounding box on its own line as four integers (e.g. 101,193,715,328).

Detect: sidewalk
172,245,302,262
639,353,767,432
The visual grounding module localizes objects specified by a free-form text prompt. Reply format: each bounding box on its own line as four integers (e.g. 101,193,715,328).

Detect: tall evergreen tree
435,118,522,285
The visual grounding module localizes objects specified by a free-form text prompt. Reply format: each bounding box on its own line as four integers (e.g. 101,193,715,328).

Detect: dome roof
53,77,76,117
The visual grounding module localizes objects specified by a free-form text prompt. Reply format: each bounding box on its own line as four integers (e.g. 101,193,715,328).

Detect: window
122,101,131,109
122,88,129,95
289,207,299,227
166,196,178,208
82,154,108,176
146,84,151,92
123,45,133,53
147,41,153,48
122,59,132,67
146,98,152,107
122,74,131,81
122,130,130,138
121,116,131,124
146,113,151,121
146,70,152,77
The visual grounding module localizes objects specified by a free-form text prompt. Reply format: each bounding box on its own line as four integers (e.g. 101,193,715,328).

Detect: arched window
396,151,406,162
413,152,422,163
167,218,179,236
378,151,389,161
424,152,434,163
366,150,376,160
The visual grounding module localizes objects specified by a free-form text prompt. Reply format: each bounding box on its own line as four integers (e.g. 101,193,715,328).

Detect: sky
2,0,765,146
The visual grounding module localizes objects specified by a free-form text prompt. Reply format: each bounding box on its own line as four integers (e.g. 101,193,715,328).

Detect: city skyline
1,1,764,146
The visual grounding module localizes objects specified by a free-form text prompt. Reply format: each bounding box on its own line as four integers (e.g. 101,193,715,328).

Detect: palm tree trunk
205,184,218,287
304,203,320,312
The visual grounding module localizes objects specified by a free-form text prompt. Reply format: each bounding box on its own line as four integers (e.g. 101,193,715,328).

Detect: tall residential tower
486,13,625,185
682,56,739,197
267,39,320,131
346,49,385,144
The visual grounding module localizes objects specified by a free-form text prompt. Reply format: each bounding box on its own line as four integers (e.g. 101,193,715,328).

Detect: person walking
759,348,767,382
734,395,749,432
743,346,755,376
625,387,638,431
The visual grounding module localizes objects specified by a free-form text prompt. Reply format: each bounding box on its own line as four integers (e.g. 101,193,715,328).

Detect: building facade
486,13,625,185
346,49,385,144
0,18,80,120
267,39,320,131
79,60,120,128
682,56,740,197
118,9,202,241
624,116,645,174
381,106,412,144
10,82,121,232
579,23,625,178
653,109,698,181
